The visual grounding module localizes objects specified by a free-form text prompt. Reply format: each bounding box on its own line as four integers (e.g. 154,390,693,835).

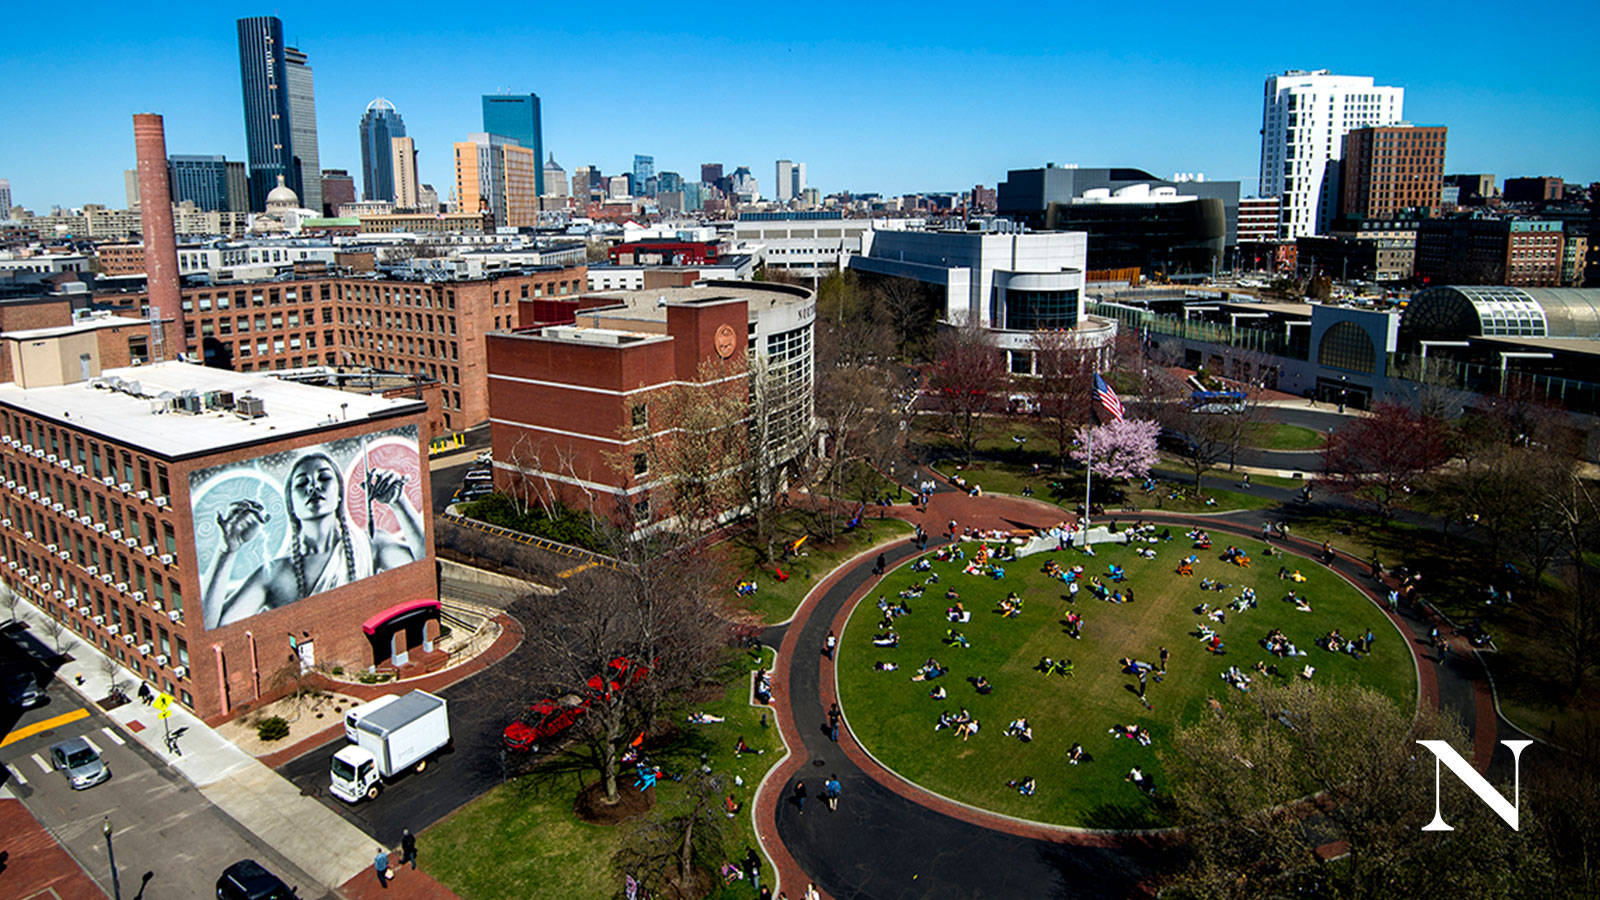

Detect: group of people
1261,628,1307,658
1323,627,1376,657
934,708,981,740
1220,546,1252,568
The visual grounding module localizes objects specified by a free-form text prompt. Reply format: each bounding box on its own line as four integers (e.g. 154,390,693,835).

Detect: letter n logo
1416,739,1532,831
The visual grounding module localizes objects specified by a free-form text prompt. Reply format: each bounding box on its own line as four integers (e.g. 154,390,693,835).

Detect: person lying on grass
1006,717,1034,741
1007,775,1037,796
1110,724,1153,745
911,658,947,681
1067,742,1092,764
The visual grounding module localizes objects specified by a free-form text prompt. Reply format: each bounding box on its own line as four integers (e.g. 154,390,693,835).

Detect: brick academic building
92,263,587,431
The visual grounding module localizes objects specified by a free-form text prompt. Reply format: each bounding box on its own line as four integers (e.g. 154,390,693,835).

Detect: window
633,453,649,475
1316,321,1376,372
631,403,648,429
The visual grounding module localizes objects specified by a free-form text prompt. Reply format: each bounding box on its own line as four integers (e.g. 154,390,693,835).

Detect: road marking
101,727,125,745
79,735,102,754
1,708,90,748
558,560,598,579
32,753,50,774
9,764,25,785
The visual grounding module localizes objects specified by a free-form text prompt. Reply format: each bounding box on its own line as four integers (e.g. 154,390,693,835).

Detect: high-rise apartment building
319,168,355,216
359,99,406,203
283,46,321,216
167,156,230,212
481,95,544,196
542,154,568,198
1238,197,1283,242
701,163,723,186
236,16,299,211
454,133,537,228
633,155,655,196
1338,125,1446,221
391,137,419,210
124,169,141,209
1259,70,1404,237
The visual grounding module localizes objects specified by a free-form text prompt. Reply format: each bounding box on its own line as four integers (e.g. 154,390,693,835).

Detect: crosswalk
32,753,50,774
101,727,125,745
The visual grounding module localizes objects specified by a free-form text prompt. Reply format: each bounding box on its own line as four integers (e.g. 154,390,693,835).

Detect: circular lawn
835,530,1416,828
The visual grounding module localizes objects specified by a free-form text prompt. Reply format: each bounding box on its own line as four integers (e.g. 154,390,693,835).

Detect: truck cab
330,744,382,802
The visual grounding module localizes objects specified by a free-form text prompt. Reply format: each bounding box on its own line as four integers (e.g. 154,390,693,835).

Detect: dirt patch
215,690,367,757
574,778,655,824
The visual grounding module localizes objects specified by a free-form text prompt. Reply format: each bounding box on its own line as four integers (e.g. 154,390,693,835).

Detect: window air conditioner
154,497,169,509
94,523,106,533
118,483,131,493
100,573,113,584
46,543,56,552
92,615,104,625
116,582,128,593
72,465,84,475
107,624,119,635
136,490,149,500
51,589,62,598
125,537,138,548
172,666,187,679
65,508,76,518
101,476,115,486
59,551,71,560
131,591,144,602
150,602,163,612
155,654,168,667
159,554,173,565
51,502,63,512
143,545,155,556
137,643,151,655
109,530,121,540
122,633,134,645
166,609,181,623
80,515,92,525
45,453,56,463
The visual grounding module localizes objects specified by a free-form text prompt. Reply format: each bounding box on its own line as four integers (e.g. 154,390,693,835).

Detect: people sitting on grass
998,596,1023,618
1189,529,1213,549
957,718,981,741
1301,664,1316,679
1137,546,1158,559
1288,592,1314,612
874,661,899,671
1176,560,1195,577
1278,566,1308,583
1107,563,1127,582
1206,634,1226,654
1207,607,1227,624
911,658,947,681
945,587,961,601
1064,611,1083,639
1007,776,1037,796
944,629,971,649
737,580,759,596
1221,665,1252,692
1120,657,1156,677
946,602,971,623
1087,577,1109,600
755,669,773,704
935,710,959,731
724,794,742,817
929,685,947,699
1230,588,1258,612
1110,724,1153,745
912,556,932,572
1262,629,1305,657
1126,767,1156,795
873,630,900,647
1067,742,1093,764
1006,717,1034,741
899,584,925,599
971,675,994,695
1036,657,1074,676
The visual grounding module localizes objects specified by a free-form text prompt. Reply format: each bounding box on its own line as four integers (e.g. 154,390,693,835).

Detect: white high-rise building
775,159,807,203
1259,70,1403,237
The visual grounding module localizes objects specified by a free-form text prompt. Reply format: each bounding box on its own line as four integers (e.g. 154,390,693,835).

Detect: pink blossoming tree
1071,418,1160,480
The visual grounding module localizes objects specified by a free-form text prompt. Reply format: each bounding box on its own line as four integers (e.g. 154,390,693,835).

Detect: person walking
400,828,417,869
827,702,841,743
1137,669,1148,699
824,774,842,811
743,847,762,893
792,779,807,813
1158,646,1170,675
806,882,821,900
374,848,390,889
824,630,837,661
874,553,886,576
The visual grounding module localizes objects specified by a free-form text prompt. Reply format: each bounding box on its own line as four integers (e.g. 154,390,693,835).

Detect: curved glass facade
1003,289,1080,331
1317,321,1377,372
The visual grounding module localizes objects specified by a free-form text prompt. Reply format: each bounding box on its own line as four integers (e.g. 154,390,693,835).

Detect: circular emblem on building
714,323,737,358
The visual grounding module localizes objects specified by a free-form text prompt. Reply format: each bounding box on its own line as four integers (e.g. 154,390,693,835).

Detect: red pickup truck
502,657,650,752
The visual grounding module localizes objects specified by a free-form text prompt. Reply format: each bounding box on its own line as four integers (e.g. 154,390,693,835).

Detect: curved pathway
755,477,1505,899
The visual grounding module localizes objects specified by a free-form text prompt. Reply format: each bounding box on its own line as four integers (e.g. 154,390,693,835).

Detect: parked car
49,736,109,789
7,673,46,708
216,859,298,900
502,697,588,753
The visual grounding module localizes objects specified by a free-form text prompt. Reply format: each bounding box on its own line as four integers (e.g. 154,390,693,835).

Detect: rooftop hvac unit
173,666,187,679
122,633,134,645
216,391,235,409
121,380,140,396
236,395,266,418
173,393,202,415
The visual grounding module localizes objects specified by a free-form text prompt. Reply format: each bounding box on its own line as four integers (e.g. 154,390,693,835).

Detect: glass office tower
481,94,544,196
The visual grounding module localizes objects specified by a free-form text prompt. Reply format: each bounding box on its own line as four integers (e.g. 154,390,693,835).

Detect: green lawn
727,515,913,624
423,649,782,900
1241,422,1326,451
929,461,1276,515
836,538,1415,828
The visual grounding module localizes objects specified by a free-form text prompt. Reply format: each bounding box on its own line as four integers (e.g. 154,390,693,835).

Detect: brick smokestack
133,113,185,360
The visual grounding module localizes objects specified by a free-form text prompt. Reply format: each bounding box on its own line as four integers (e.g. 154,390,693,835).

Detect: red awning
361,598,442,636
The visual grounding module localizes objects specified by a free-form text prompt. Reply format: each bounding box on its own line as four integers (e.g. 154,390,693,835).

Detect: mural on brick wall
192,425,424,629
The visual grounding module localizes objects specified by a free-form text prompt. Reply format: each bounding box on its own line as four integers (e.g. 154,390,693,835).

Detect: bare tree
1158,403,1237,491
621,357,750,539
1322,402,1452,518
1030,328,1094,471
611,770,729,897
40,615,70,656
812,362,900,539
926,319,1008,465
0,584,18,625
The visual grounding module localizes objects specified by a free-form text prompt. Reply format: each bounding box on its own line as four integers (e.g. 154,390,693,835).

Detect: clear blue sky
3,0,1597,211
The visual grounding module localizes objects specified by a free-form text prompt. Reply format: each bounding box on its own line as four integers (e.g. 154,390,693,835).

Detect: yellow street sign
157,705,173,720
152,692,173,713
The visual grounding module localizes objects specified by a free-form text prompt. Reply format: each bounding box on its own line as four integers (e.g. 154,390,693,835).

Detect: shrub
256,716,290,742
330,666,344,676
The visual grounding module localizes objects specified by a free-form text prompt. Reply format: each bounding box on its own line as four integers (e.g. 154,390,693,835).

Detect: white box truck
343,694,400,742
330,689,450,803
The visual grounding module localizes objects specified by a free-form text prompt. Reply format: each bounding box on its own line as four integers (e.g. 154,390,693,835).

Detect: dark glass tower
168,155,230,212
482,94,544,196
358,98,406,202
236,16,298,211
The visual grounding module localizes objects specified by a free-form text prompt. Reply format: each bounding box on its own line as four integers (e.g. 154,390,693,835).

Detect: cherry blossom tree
1070,418,1160,480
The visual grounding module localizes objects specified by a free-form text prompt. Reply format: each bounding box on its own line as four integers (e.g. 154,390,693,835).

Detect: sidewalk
7,597,383,895
0,796,106,899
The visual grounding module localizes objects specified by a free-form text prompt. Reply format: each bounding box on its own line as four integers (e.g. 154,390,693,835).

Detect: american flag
1094,373,1124,423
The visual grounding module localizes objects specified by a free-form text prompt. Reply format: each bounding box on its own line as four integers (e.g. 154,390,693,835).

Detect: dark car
216,859,297,900
503,697,588,752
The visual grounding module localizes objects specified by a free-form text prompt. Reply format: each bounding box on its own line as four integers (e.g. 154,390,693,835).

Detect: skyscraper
454,133,536,228
284,46,322,216
391,137,420,210
123,169,141,208
1339,125,1447,221
573,165,598,201
482,94,544,196
359,98,406,202
168,155,231,212
0,178,11,216
225,162,249,212
1259,69,1403,237
543,153,568,198
700,163,723,186
776,160,795,202
236,16,298,211
633,155,655,196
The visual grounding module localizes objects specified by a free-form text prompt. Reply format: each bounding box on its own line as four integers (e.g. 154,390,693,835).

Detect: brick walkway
339,862,460,899
0,797,106,900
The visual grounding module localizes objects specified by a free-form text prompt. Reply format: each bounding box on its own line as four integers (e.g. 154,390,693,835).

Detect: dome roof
366,97,396,113
266,174,299,206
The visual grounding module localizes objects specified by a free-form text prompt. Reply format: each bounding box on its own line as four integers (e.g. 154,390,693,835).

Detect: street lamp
102,817,121,900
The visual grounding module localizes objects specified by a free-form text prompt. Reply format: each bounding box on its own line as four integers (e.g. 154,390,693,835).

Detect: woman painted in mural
202,449,425,629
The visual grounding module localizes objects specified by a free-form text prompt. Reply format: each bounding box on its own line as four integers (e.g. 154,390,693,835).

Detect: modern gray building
236,16,298,211
997,165,1242,248
167,155,230,212
358,98,406,202
284,46,321,216
481,94,544,196
633,155,655,196
225,161,248,213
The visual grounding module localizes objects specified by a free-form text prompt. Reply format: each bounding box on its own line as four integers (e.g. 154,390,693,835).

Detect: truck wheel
366,784,381,801
415,759,427,773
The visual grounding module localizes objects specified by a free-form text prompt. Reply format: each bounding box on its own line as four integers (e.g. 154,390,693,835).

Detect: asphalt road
275,595,546,847
1,626,330,900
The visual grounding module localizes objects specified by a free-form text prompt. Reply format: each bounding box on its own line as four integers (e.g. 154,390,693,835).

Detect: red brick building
1339,125,1448,220
0,359,436,721
93,265,586,431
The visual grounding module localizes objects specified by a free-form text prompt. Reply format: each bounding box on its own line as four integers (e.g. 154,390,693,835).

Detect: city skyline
2,1,1598,211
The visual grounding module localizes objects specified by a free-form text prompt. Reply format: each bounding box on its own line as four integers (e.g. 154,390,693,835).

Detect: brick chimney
133,113,185,359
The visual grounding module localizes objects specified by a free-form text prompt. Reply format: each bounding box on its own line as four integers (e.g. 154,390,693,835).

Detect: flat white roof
0,361,421,459
4,315,149,341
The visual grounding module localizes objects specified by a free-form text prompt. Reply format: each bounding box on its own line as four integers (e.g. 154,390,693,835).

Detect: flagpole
1082,424,1093,546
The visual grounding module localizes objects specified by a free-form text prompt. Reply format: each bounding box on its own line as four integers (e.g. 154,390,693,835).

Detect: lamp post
102,817,121,900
